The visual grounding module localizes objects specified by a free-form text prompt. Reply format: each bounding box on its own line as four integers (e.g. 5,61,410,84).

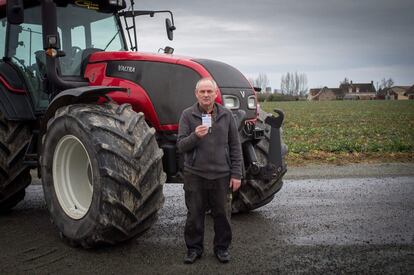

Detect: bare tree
254,73,269,92
281,72,293,95
281,72,308,96
375,81,380,91
281,74,288,94
298,73,308,96
294,72,300,96
387,78,394,88
381,77,394,89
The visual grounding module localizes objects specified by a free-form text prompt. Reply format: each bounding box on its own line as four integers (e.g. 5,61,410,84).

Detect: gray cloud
133,0,414,88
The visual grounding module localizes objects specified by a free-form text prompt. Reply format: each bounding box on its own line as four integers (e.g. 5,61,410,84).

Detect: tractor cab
1,0,129,112
1,0,174,113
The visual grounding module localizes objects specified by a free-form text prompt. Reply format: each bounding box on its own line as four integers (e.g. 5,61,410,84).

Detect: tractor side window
13,23,44,73
58,26,86,76
71,26,86,49
0,20,5,58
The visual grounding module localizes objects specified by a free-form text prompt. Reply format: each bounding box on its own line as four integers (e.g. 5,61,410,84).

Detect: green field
260,100,414,165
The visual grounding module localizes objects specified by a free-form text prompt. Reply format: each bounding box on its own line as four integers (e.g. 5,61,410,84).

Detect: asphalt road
1,163,413,274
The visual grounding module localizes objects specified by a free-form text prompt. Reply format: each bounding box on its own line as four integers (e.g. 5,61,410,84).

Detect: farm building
309,81,376,101
340,81,376,100
308,87,345,101
405,85,414,99
377,86,412,100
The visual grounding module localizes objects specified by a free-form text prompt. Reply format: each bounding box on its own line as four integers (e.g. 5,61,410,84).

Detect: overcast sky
132,0,414,90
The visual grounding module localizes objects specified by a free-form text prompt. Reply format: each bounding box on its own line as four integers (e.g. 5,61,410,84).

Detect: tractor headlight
223,95,240,110
247,95,257,109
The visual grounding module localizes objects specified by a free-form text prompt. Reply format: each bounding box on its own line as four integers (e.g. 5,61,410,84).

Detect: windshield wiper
104,29,120,51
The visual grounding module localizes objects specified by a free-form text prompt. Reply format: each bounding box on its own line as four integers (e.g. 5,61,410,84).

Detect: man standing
177,77,242,264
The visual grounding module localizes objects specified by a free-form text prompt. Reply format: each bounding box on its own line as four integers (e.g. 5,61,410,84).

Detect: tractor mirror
164,46,174,54
7,0,24,25
165,18,175,41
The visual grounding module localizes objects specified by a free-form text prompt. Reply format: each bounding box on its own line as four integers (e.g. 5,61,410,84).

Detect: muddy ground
1,163,413,274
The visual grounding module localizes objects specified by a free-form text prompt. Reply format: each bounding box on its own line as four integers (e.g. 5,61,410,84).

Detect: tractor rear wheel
0,114,31,213
232,108,286,213
41,103,165,247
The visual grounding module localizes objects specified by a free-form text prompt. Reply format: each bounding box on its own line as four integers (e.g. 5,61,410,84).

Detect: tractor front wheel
41,103,165,247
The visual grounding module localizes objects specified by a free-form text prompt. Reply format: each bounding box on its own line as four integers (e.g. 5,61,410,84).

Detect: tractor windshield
56,3,126,76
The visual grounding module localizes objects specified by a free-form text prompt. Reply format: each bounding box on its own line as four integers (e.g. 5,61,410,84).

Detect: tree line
249,72,308,101
252,73,395,95
280,72,308,96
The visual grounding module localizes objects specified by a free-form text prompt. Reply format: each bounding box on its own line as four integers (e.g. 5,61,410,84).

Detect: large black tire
0,114,31,213
41,103,165,247
232,108,287,213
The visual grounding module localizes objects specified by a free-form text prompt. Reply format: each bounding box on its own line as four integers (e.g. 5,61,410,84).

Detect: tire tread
42,103,165,247
0,114,31,212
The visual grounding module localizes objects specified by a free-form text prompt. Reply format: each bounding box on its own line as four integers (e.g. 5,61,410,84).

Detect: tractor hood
88,51,257,123
89,51,253,89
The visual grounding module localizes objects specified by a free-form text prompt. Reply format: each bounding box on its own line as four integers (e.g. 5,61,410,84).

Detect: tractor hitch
244,109,286,182
263,109,286,180
265,109,285,169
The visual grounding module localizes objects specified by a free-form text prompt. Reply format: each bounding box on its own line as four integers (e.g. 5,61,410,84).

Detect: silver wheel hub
52,135,93,219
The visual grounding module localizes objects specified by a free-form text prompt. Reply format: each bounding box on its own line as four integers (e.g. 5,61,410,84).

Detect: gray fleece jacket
177,103,242,180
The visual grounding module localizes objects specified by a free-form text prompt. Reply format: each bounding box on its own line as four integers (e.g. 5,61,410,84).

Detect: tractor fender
41,86,127,131
0,62,36,120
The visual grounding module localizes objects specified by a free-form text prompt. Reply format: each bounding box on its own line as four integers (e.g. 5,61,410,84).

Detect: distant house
308,80,375,101
377,86,413,100
405,85,414,99
391,86,411,99
308,87,345,101
340,81,376,100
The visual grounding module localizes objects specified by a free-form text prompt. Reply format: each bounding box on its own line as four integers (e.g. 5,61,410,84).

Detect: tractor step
23,132,38,168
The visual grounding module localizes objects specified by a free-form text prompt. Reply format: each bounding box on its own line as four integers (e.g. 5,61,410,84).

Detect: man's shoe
215,249,230,263
184,250,201,264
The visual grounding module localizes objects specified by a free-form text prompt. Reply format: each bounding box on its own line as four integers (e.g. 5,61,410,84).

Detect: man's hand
229,178,241,192
195,125,209,138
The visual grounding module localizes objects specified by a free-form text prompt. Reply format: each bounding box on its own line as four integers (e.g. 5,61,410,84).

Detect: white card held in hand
202,114,212,128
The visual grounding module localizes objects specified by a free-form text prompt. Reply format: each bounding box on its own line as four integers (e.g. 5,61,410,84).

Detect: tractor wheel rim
52,135,93,219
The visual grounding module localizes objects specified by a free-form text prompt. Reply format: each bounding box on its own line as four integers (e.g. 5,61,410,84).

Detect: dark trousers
183,172,232,255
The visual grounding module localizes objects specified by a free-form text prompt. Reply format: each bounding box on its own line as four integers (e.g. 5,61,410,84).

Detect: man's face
195,80,218,110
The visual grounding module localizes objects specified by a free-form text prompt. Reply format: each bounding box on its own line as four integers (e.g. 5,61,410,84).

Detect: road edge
285,162,414,180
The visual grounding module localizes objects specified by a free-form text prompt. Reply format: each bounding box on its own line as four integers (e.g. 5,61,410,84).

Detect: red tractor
0,0,287,247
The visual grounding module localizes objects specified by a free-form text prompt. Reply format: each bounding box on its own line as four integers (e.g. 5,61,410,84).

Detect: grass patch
260,100,414,166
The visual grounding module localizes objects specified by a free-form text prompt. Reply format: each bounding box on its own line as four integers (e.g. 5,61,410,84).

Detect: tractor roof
0,1,5,18
1,1,125,20
0,0,40,20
